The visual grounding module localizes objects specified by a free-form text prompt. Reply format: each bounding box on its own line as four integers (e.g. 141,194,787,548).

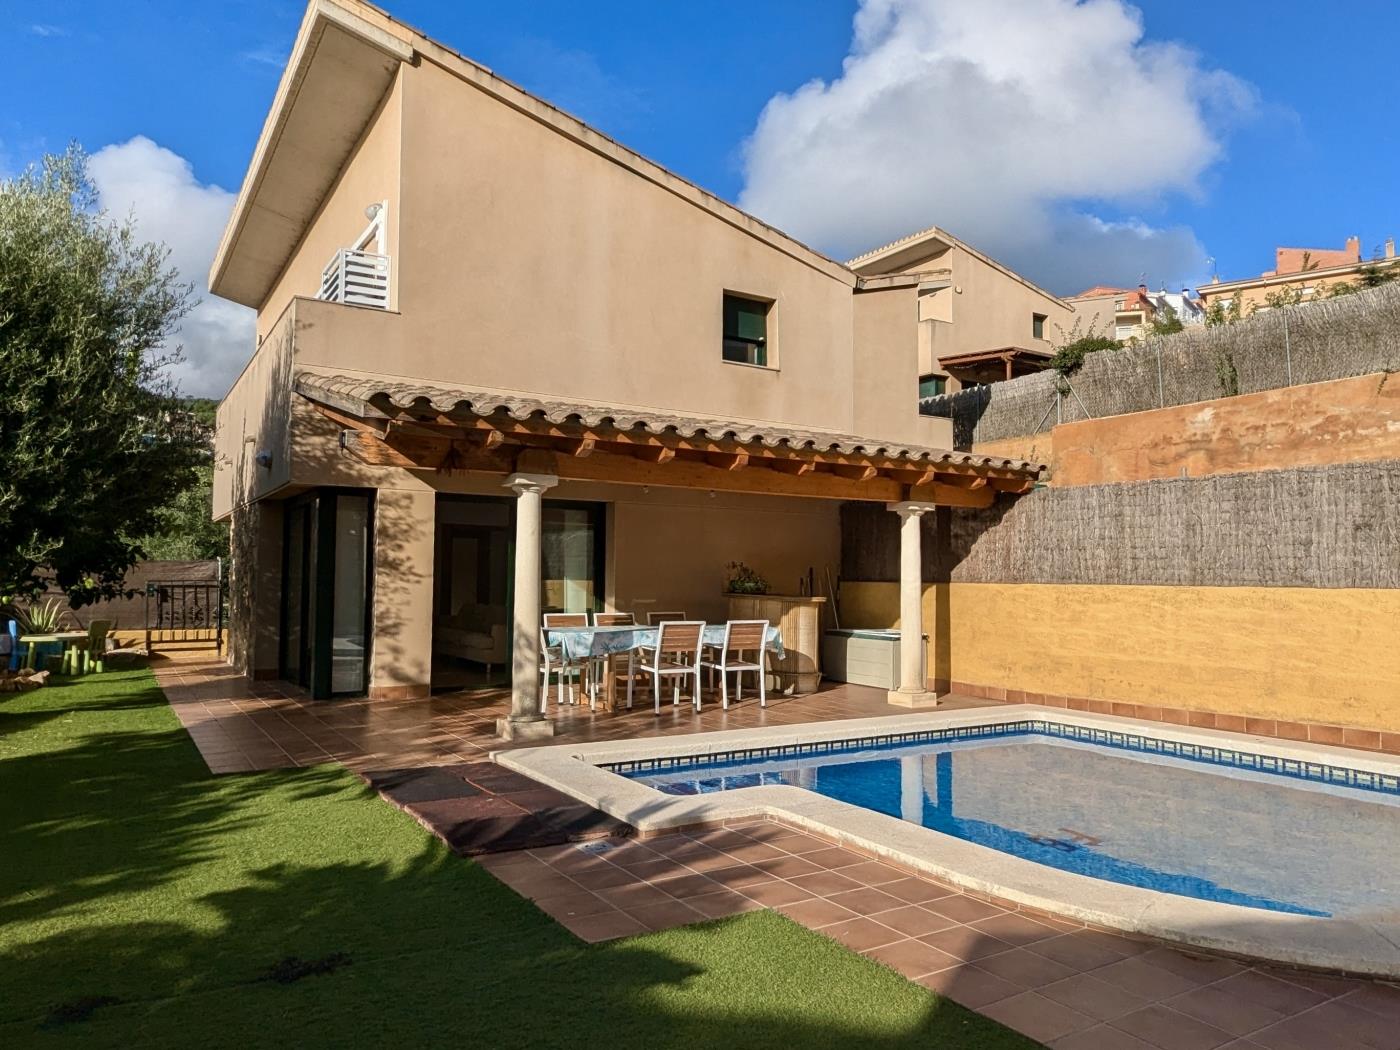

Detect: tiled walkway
482,819,1400,1050
155,655,999,775
154,655,1399,1048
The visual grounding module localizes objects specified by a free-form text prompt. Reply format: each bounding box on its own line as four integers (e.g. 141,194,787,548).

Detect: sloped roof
294,372,1044,477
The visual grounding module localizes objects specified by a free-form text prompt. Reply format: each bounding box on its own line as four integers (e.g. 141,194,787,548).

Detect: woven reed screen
841,461,1400,589
922,284,1400,448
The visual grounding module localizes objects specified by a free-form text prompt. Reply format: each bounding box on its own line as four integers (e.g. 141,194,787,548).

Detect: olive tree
0,145,204,604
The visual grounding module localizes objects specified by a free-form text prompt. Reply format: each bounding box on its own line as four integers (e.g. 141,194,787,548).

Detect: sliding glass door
432,495,604,691
281,489,374,699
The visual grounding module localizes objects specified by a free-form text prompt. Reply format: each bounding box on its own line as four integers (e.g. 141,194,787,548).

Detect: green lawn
0,667,1037,1049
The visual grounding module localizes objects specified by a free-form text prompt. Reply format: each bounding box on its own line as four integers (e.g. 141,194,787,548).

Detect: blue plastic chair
5,620,18,672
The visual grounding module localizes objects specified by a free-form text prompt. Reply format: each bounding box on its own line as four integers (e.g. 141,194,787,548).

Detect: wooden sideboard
725,593,826,695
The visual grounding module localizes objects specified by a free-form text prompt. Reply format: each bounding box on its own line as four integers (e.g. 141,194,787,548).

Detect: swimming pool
614,721,1400,922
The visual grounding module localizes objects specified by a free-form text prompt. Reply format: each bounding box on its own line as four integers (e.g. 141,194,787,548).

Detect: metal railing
318,248,390,309
144,579,224,655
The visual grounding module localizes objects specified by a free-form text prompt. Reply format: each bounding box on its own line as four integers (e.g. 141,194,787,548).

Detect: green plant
1049,334,1120,377
0,145,205,604
724,561,770,595
1215,351,1241,398
1205,296,1244,327
1149,305,1184,336
7,598,72,634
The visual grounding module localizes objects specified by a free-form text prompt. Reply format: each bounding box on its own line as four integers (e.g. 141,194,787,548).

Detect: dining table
19,631,89,671
544,622,784,711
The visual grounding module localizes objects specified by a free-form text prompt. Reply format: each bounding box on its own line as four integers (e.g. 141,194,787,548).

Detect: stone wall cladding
842,459,1400,588
922,283,1400,447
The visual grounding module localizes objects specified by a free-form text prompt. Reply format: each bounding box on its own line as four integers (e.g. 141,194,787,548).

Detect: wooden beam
989,477,1036,494
705,450,749,471
555,436,596,458
309,402,388,437
768,458,815,476
828,463,879,482
630,444,676,464
907,480,996,509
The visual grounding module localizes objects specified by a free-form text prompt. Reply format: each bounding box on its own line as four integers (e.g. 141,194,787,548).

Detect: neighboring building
1067,284,1205,342
209,0,1039,726
847,227,1072,396
1199,235,1398,313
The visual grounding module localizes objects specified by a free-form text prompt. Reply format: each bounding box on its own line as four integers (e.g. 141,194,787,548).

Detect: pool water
622,728,1400,920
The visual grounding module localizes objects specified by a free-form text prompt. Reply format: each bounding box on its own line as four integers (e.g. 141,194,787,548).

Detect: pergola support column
887,501,938,708
497,472,560,741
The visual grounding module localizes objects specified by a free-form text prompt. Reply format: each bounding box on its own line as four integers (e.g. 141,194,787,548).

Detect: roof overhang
208,0,413,308
293,372,1043,505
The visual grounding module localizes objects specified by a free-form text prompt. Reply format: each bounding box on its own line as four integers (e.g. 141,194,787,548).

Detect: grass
0,666,1038,1049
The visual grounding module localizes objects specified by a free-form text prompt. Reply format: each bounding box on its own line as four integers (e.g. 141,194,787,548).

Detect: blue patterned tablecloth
545,623,783,662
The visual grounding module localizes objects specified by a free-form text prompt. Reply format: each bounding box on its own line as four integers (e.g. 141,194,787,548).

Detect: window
918,374,947,399
723,293,770,366
1032,313,1047,340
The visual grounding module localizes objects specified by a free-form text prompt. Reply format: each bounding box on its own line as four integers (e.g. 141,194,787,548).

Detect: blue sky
5,1,1398,394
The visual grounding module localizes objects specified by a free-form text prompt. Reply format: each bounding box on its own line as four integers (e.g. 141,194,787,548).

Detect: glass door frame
433,493,606,687
279,487,376,699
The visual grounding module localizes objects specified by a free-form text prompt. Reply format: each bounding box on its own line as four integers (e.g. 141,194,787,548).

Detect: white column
497,472,559,740
887,501,938,707
899,755,925,823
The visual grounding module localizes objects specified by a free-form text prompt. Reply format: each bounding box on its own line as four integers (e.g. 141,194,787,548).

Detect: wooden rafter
307,398,1032,508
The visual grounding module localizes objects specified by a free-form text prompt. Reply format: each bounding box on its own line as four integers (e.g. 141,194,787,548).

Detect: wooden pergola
295,374,1040,508
293,373,1044,738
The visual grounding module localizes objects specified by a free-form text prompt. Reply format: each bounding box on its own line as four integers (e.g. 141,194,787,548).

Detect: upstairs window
1032,313,1047,340
918,374,947,399
723,293,770,367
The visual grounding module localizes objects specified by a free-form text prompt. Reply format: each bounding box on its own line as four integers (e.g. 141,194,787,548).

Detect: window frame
1032,312,1047,340
918,373,948,399
721,292,775,369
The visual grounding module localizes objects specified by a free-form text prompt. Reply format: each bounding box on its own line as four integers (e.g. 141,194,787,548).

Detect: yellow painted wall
840,581,1400,732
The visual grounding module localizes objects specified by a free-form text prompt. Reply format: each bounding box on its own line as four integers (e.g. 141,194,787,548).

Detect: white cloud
738,0,1254,294
89,136,253,398
30,23,68,37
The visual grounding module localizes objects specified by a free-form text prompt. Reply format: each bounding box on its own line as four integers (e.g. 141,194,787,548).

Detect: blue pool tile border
601,720,1400,798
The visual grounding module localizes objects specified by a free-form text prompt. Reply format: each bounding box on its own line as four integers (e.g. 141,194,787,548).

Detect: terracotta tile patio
152,654,1400,1048
154,653,1001,775
479,818,1400,1049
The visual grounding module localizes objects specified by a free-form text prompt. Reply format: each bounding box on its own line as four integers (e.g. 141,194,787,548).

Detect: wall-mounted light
365,202,383,221
255,450,273,470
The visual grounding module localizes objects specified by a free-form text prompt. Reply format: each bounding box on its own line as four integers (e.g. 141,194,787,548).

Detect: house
1199,235,1399,313
1067,284,1205,342
209,0,1040,736
847,227,1072,396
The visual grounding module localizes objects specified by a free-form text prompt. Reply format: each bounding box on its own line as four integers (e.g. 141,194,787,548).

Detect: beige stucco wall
256,67,403,342
1063,293,1117,339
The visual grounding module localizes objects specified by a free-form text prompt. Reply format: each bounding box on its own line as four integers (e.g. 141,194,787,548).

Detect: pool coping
494,704,1400,979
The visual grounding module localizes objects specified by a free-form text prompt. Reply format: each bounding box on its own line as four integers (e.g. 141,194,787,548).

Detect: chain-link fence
922,283,1400,448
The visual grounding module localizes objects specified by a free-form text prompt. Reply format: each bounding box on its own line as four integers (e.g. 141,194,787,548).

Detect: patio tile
568,863,643,891
534,891,617,922
800,846,865,869
1209,971,1327,1016
703,864,776,890
1137,947,1246,985
595,882,677,910
865,904,957,938
1165,984,1292,1038
973,947,1079,989
1050,1023,1162,1049
981,991,1097,1043
917,925,1014,963
916,965,1023,1009
1042,972,1156,1021
924,894,1008,924
865,936,962,979
969,911,1064,947
737,879,814,908
650,872,725,900
684,890,764,919
836,860,910,886
821,917,906,953
1109,1004,1235,1050
1093,955,1206,999
824,886,908,916
748,854,825,880
1338,981,1400,1021
625,899,708,932
1247,998,1398,1050
875,876,958,904
1028,932,1139,973
786,870,865,897
559,909,648,943
775,897,859,928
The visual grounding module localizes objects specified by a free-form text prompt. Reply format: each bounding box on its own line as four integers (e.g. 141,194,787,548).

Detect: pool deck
499,705,1400,981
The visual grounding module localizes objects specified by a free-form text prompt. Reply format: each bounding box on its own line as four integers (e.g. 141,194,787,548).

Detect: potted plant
724,561,770,595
